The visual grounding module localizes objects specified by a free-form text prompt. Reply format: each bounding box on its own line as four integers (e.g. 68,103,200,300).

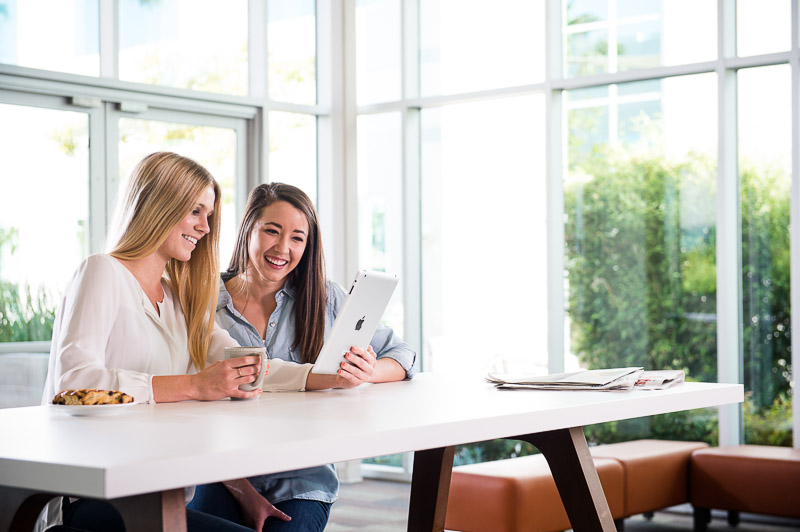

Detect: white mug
224,346,267,393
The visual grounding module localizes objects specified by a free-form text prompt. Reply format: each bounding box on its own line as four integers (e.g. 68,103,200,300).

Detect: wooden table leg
0,486,186,532
109,488,187,532
407,446,455,532
513,427,616,532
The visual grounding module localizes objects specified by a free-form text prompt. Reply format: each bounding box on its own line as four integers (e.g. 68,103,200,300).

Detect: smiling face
247,200,309,288
157,185,216,263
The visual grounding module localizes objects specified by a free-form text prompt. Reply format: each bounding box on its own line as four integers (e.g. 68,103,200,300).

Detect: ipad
311,269,399,375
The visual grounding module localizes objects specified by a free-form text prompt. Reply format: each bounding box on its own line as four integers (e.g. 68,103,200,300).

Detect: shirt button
269,322,276,328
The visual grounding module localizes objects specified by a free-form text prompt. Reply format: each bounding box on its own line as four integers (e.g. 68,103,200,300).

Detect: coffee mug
224,346,267,393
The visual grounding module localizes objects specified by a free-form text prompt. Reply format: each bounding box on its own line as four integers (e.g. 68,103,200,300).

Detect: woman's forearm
152,374,198,403
370,357,406,383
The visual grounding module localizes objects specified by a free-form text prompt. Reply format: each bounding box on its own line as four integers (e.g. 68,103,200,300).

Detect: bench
445,453,625,532
690,445,800,531
589,439,709,518
445,439,708,532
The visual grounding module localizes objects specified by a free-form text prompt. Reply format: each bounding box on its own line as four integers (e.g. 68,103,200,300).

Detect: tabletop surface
0,372,743,499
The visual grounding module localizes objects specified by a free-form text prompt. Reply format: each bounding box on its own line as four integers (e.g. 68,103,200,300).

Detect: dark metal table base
408,426,617,532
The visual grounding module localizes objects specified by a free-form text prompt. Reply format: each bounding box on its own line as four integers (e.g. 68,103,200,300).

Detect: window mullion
791,0,800,449
99,0,118,79
546,0,565,374
717,0,743,447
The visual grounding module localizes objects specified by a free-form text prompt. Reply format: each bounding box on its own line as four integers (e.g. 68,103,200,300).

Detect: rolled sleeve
262,358,314,392
370,324,417,379
208,322,240,364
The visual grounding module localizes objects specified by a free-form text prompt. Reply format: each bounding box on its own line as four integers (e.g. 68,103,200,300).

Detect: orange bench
690,445,800,531
589,439,709,518
445,439,708,532
445,453,625,532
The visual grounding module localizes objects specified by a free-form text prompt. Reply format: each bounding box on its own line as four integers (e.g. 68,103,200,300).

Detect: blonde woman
41,152,259,532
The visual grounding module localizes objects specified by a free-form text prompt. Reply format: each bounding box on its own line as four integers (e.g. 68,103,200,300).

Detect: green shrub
564,146,792,446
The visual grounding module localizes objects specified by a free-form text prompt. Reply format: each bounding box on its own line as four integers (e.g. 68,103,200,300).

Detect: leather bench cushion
445,454,624,532
589,439,709,515
690,445,800,518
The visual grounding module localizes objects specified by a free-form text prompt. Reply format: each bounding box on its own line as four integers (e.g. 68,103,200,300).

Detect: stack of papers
487,368,685,391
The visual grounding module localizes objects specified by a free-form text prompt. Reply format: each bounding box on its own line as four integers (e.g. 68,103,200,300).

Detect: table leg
0,486,186,532
407,445,455,532
513,426,616,532
109,488,187,532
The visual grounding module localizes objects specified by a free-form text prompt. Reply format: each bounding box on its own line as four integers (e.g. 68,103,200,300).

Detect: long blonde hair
110,152,221,370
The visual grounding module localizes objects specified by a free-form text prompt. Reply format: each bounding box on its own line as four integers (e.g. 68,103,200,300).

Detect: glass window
268,0,317,105
356,112,404,335
117,118,239,267
420,0,545,97
357,112,406,471
0,103,90,342
565,0,716,78
737,0,790,57
566,73,719,444
738,65,792,446
0,0,99,76
355,0,401,105
268,112,318,206
421,95,547,376
118,0,248,96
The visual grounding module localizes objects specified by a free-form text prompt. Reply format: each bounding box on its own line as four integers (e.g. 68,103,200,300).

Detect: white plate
49,403,139,417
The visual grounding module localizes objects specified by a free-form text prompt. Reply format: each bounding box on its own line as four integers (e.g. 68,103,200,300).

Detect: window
357,112,405,334
0,4,323,358
268,0,317,105
0,96,92,343
737,0,790,57
420,0,544,96
268,112,318,206
352,0,798,462
1,0,798,465
565,0,716,77
355,0,401,105
566,74,720,443
738,65,792,445
117,113,244,265
421,95,547,375
119,0,248,95
0,0,99,76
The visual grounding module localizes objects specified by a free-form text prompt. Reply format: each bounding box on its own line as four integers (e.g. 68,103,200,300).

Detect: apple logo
355,316,365,331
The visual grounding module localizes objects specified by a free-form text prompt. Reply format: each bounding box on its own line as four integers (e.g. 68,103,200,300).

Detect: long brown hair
110,152,221,370
227,183,326,363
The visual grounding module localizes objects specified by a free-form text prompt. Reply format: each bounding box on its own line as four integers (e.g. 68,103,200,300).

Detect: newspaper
632,370,685,390
488,368,685,391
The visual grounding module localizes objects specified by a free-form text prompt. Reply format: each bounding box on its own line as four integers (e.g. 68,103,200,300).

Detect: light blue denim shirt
215,273,417,504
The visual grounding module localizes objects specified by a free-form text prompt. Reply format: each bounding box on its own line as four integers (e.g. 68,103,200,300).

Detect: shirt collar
217,273,296,311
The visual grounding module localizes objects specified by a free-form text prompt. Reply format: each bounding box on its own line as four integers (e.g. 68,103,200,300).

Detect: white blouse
41,254,308,406
41,254,236,404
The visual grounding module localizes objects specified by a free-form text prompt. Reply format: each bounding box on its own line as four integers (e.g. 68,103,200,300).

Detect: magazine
487,368,685,391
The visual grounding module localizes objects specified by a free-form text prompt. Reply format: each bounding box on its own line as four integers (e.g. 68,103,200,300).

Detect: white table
0,372,743,532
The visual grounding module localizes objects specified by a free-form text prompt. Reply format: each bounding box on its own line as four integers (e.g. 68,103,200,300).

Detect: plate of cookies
50,389,137,416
